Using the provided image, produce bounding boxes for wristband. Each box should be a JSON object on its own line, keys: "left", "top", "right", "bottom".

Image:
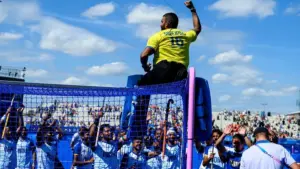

{"left": 191, "top": 8, "right": 196, "bottom": 12}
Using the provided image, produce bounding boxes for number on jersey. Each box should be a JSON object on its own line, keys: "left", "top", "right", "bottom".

{"left": 170, "top": 37, "right": 184, "bottom": 47}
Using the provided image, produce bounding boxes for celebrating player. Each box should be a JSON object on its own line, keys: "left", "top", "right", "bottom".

{"left": 72, "top": 127, "right": 94, "bottom": 169}
{"left": 35, "top": 121, "right": 63, "bottom": 169}
{"left": 16, "top": 126, "right": 35, "bottom": 169}
{"left": 132, "top": 0, "right": 201, "bottom": 138}
{"left": 91, "top": 124, "right": 118, "bottom": 169}
{"left": 120, "top": 137, "right": 147, "bottom": 169}
{"left": 162, "top": 128, "right": 180, "bottom": 169}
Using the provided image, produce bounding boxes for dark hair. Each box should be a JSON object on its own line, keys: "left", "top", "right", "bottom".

{"left": 100, "top": 124, "right": 110, "bottom": 132}
{"left": 163, "top": 13, "right": 179, "bottom": 28}
{"left": 212, "top": 129, "right": 222, "bottom": 136}
{"left": 79, "top": 127, "right": 89, "bottom": 137}
{"left": 232, "top": 134, "right": 245, "bottom": 144}
{"left": 133, "top": 136, "right": 143, "bottom": 142}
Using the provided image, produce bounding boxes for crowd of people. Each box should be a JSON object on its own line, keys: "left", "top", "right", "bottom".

{"left": 0, "top": 101, "right": 184, "bottom": 169}
{"left": 214, "top": 110, "right": 300, "bottom": 140}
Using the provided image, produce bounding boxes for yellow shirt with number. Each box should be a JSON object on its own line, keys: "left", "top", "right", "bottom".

{"left": 146, "top": 28, "right": 197, "bottom": 68}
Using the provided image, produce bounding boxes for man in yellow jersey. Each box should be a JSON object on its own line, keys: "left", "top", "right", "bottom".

{"left": 138, "top": 0, "right": 201, "bottom": 85}
{"left": 131, "top": 0, "right": 201, "bottom": 138}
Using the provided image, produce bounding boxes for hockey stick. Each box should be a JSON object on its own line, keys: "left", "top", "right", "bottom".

{"left": 95, "top": 97, "right": 105, "bottom": 146}
{"left": 162, "top": 99, "right": 174, "bottom": 159}
{"left": 2, "top": 94, "right": 15, "bottom": 139}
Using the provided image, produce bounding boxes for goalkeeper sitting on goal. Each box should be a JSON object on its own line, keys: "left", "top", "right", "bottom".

{"left": 132, "top": 0, "right": 201, "bottom": 137}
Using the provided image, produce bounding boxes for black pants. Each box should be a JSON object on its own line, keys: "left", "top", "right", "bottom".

{"left": 131, "top": 61, "right": 188, "bottom": 137}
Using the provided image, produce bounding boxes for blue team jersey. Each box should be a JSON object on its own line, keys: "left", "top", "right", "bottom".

{"left": 71, "top": 132, "right": 82, "bottom": 148}
{"left": 36, "top": 142, "right": 57, "bottom": 169}
{"left": 161, "top": 144, "right": 180, "bottom": 169}
{"left": 16, "top": 138, "right": 35, "bottom": 169}
{"left": 147, "top": 154, "right": 162, "bottom": 169}
{"left": 0, "top": 139, "right": 16, "bottom": 169}
{"left": 74, "top": 142, "right": 93, "bottom": 169}
{"left": 93, "top": 141, "right": 118, "bottom": 169}
{"left": 200, "top": 145, "right": 225, "bottom": 169}
{"left": 123, "top": 152, "right": 147, "bottom": 169}
{"left": 225, "top": 148, "right": 244, "bottom": 169}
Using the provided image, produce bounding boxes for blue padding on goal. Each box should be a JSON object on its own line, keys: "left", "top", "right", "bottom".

{"left": 194, "top": 77, "right": 212, "bottom": 142}
{"left": 121, "top": 75, "right": 142, "bottom": 130}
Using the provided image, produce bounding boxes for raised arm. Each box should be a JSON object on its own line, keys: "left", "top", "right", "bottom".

{"left": 238, "top": 127, "right": 252, "bottom": 147}
{"left": 17, "top": 105, "right": 25, "bottom": 128}
{"left": 184, "top": 1, "right": 201, "bottom": 35}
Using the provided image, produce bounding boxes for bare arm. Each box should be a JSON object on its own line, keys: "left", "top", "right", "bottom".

{"left": 290, "top": 163, "right": 299, "bottom": 169}
{"left": 185, "top": 1, "right": 201, "bottom": 35}
{"left": 244, "top": 136, "right": 252, "bottom": 147}
{"left": 73, "top": 154, "right": 94, "bottom": 166}
{"left": 202, "top": 154, "right": 214, "bottom": 166}
{"left": 140, "top": 47, "right": 155, "bottom": 72}
{"left": 17, "top": 106, "right": 25, "bottom": 128}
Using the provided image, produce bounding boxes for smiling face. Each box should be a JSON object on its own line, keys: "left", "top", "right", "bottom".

{"left": 20, "top": 127, "right": 27, "bottom": 138}
{"left": 232, "top": 137, "right": 243, "bottom": 151}
{"left": 133, "top": 139, "right": 143, "bottom": 152}
{"left": 212, "top": 131, "right": 221, "bottom": 143}
{"left": 101, "top": 127, "right": 112, "bottom": 141}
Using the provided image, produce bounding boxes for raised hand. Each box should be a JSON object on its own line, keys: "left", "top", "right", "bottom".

{"left": 238, "top": 127, "right": 247, "bottom": 136}
{"left": 223, "top": 125, "right": 233, "bottom": 135}
{"left": 184, "top": 1, "right": 195, "bottom": 9}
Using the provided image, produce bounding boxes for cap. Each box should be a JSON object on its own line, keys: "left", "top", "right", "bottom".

{"left": 253, "top": 127, "right": 269, "bottom": 137}
{"left": 167, "top": 128, "right": 176, "bottom": 135}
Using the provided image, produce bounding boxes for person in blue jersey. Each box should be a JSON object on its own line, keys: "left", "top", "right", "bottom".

{"left": 215, "top": 125, "right": 252, "bottom": 169}
{"left": 70, "top": 126, "right": 88, "bottom": 150}
{"left": 72, "top": 127, "right": 94, "bottom": 169}
{"left": 146, "top": 139, "right": 162, "bottom": 169}
{"left": 0, "top": 127, "right": 17, "bottom": 169}
{"left": 120, "top": 137, "right": 147, "bottom": 169}
{"left": 0, "top": 105, "right": 27, "bottom": 169}
{"left": 161, "top": 128, "right": 180, "bottom": 169}
{"left": 90, "top": 124, "right": 118, "bottom": 169}
{"left": 35, "top": 124, "right": 63, "bottom": 169}
{"left": 200, "top": 129, "right": 224, "bottom": 169}
{"left": 16, "top": 126, "right": 35, "bottom": 169}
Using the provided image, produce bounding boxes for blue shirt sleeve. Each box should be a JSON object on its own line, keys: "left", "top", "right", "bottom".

{"left": 204, "top": 146, "right": 210, "bottom": 155}
{"left": 74, "top": 143, "right": 81, "bottom": 155}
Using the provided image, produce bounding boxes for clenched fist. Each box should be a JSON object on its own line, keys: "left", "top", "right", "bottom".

{"left": 184, "top": 1, "right": 195, "bottom": 9}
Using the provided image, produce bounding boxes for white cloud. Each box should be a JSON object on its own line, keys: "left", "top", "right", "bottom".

{"left": 221, "top": 65, "right": 263, "bottom": 86}
{"left": 196, "top": 27, "right": 244, "bottom": 51}
{"left": 219, "top": 95, "right": 231, "bottom": 102}
{"left": 242, "top": 86, "right": 299, "bottom": 97}
{"left": 61, "top": 76, "right": 113, "bottom": 87}
{"left": 1, "top": 52, "right": 54, "bottom": 62}
{"left": 33, "top": 17, "right": 117, "bottom": 56}
{"left": 127, "top": 3, "right": 172, "bottom": 24}
{"left": 197, "top": 55, "right": 206, "bottom": 62}
{"left": 26, "top": 69, "right": 48, "bottom": 78}
{"left": 266, "top": 80, "right": 278, "bottom": 84}
{"left": 127, "top": 3, "right": 174, "bottom": 39}
{"left": 209, "top": 0, "right": 276, "bottom": 18}
{"left": 212, "top": 73, "right": 229, "bottom": 83}
{"left": 209, "top": 50, "right": 252, "bottom": 65}
{"left": 282, "top": 86, "right": 299, "bottom": 93}
{"left": 86, "top": 62, "right": 129, "bottom": 76}
{"left": 211, "top": 50, "right": 263, "bottom": 86}
{"left": 61, "top": 76, "right": 82, "bottom": 85}
{"left": 285, "top": 4, "right": 300, "bottom": 15}
{"left": 0, "top": 32, "right": 23, "bottom": 41}
{"left": 81, "top": 2, "right": 115, "bottom": 19}
{"left": 0, "top": 1, "right": 41, "bottom": 25}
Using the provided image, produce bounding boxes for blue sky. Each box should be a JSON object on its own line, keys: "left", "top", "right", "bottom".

{"left": 0, "top": 0, "right": 300, "bottom": 113}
